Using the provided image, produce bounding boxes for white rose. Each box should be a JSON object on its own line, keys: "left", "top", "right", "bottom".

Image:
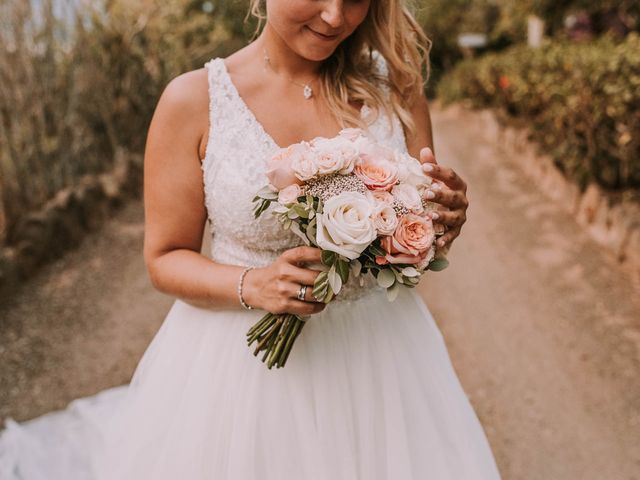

{"left": 395, "top": 152, "right": 432, "bottom": 188}
{"left": 311, "top": 136, "right": 359, "bottom": 175}
{"left": 316, "top": 191, "right": 377, "bottom": 260}
{"left": 291, "top": 142, "right": 319, "bottom": 181}
{"left": 392, "top": 183, "right": 424, "bottom": 213}
{"left": 367, "top": 189, "right": 395, "bottom": 206}
{"left": 278, "top": 184, "right": 302, "bottom": 205}
{"left": 371, "top": 203, "right": 398, "bottom": 236}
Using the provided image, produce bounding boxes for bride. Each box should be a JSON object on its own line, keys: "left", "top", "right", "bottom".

{"left": 1, "top": 0, "right": 502, "bottom": 478}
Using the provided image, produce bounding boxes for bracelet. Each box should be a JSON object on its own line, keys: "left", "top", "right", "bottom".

{"left": 237, "top": 266, "right": 255, "bottom": 310}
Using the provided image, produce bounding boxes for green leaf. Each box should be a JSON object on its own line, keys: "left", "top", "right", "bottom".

{"left": 273, "top": 205, "right": 289, "bottom": 214}
{"left": 290, "top": 222, "right": 310, "bottom": 246}
{"left": 350, "top": 259, "right": 362, "bottom": 277}
{"left": 292, "top": 204, "right": 309, "bottom": 218}
{"left": 428, "top": 258, "right": 450, "bottom": 272}
{"left": 256, "top": 186, "right": 278, "bottom": 200}
{"left": 312, "top": 272, "right": 329, "bottom": 300}
{"left": 401, "top": 267, "right": 420, "bottom": 277}
{"left": 336, "top": 258, "right": 350, "bottom": 284}
{"left": 368, "top": 243, "right": 386, "bottom": 257}
{"left": 386, "top": 282, "right": 400, "bottom": 301}
{"left": 376, "top": 268, "right": 396, "bottom": 289}
{"left": 321, "top": 250, "right": 337, "bottom": 266}
{"left": 327, "top": 265, "right": 342, "bottom": 294}
{"left": 393, "top": 268, "right": 405, "bottom": 284}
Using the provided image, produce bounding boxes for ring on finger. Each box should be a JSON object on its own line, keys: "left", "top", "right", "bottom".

{"left": 297, "top": 285, "right": 308, "bottom": 302}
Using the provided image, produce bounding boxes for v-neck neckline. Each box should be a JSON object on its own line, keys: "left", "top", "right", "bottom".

{"left": 218, "top": 57, "right": 369, "bottom": 150}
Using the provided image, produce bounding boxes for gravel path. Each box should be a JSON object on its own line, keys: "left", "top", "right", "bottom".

{"left": 1, "top": 106, "right": 639, "bottom": 479}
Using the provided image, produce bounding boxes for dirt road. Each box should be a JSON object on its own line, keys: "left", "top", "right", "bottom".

{"left": 1, "top": 106, "right": 639, "bottom": 479}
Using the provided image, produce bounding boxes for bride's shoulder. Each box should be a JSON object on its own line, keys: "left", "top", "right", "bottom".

{"left": 158, "top": 68, "right": 209, "bottom": 117}
{"left": 150, "top": 67, "right": 210, "bottom": 158}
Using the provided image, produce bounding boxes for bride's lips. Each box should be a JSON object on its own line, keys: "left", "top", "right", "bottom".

{"left": 306, "top": 26, "right": 340, "bottom": 42}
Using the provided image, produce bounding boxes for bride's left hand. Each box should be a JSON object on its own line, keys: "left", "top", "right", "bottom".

{"left": 419, "top": 147, "right": 468, "bottom": 254}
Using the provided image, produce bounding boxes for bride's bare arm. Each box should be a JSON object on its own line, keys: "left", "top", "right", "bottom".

{"left": 142, "top": 70, "right": 239, "bottom": 310}
{"left": 142, "top": 71, "right": 324, "bottom": 314}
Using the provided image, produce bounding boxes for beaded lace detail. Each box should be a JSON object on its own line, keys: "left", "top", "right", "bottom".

{"left": 201, "top": 52, "right": 408, "bottom": 302}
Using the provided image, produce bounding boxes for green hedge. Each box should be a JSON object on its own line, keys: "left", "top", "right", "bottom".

{"left": 438, "top": 34, "right": 640, "bottom": 191}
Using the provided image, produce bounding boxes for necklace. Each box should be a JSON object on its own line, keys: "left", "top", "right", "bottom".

{"left": 262, "top": 47, "right": 315, "bottom": 100}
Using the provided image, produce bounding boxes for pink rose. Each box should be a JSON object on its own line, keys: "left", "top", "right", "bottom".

{"left": 354, "top": 157, "right": 398, "bottom": 191}
{"left": 266, "top": 144, "right": 306, "bottom": 190}
{"left": 278, "top": 184, "right": 303, "bottom": 205}
{"left": 377, "top": 214, "right": 435, "bottom": 264}
{"left": 368, "top": 190, "right": 394, "bottom": 206}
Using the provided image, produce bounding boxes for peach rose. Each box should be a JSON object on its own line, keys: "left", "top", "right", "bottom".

{"left": 311, "top": 136, "right": 358, "bottom": 175}
{"left": 354, "top": 158, "right": 398, "bottom": 191}
{"left": 368, "top": 190, "right": 395, "bottom": 206}
{"left": 266, "top": 144, "right": 307, "bottom": 190}
{"left": 371, "top": 203, "right": 398, "bottom": 236}
{"left": 376, "top": 214, "right": 435, "bottom": 264}
{"left": 278, "top": 184, "right": 303, "bottom": 205}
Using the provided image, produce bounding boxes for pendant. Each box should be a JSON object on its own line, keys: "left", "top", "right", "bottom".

{"left": 303, "top": 84, "right": 313, "bottom": 100}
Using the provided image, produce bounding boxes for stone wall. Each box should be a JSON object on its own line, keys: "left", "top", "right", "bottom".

{"left": 0, "top": 147, "right": 143, "bottom": 301}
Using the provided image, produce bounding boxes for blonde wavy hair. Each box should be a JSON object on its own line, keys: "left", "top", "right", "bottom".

{"left": 246, "top": 0, "right": 432, "bottom": 141}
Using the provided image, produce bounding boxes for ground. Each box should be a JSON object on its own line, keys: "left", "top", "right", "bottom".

{"left": 1, "top": 106, "right": 639, "bottom": 479}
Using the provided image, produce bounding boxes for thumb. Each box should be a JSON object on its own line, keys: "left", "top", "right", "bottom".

{"left": 420, "top": 147, "right": 437, "bottom": 164}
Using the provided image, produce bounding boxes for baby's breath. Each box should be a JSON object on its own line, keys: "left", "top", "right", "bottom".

{"left": 306, "top": 174, "right": 368, "bottom": 202}
{"left": 392, "top": 199, "right": 410, "bottom": 216}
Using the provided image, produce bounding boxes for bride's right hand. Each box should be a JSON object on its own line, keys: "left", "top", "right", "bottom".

{"left": 242, "top": 246, "right": 326, "bottom": 315}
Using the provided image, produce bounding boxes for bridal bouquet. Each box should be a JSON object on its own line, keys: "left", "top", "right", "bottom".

{"left": 248, "top": 128, "right": 449, "bottom": 369}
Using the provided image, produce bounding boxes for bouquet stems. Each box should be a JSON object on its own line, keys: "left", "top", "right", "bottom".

{"left": 246, "top": 313, "right": 307, "bottom": 369}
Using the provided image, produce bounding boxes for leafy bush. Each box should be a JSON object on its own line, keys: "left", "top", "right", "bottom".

{"left": 0, "top": 0, "right": 254, "bottom": 243}
{"left": 438, "top": 34, "right": 640, "bottom": 191}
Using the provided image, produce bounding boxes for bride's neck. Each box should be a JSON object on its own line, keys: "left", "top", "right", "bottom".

{"left": 257, "top": 26, "right": 322, "bottom": 79}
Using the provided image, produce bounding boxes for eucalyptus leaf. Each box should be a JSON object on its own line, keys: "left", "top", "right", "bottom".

{"left": 393, "top": 268, "right": 405, "bottom": 284}
{"left": 428, "top": 258, "right": 450, "bottom": 272}
{"left": 273, "top": 205, "right": 289, "bottom": 214}
{"left": 386, "top": 282, "right": 400, "bottom": 301}
{"left": 376, "top": 268, "right": 396, "bottom": 289}
{"left": 401, "top": 266, "right": 420, "bottom": 277}
{"left": 289, "top": 222, "right": 310, "bottom": 246}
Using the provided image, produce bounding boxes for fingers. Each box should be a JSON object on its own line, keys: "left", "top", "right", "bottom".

{"left": 422, "top": 163, "right": 467, "bottom": 193}
{"left": 288, "top": 300, "right": 326, "bottom": 316}
{"left": 428, "top": 209, "right": 466, "bottom": 228}
{"left": 273, "top": 262, "right": 320, "bottom": 286}
{"left": 420, "top": 147, "right": 437, "bottom": 165}
{"left": 423, "top": 183, "right": 469, "bottom": 210}
{"left": 436, "top": 225, "right": 461, "bottom": 248}
{"left": 285, "top": 282, "right": 320, "bottom": 303}
{"left": 281, "top": 246, "right": 322, "bottom": 266}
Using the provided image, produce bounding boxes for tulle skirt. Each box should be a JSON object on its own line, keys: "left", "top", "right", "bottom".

{"left": 1, "top": 288, "right": 501, "bottom": 479}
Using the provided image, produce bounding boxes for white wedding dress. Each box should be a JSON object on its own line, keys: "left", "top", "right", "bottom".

{"left": 0, "top": 53, "right": 501, "bottom": 479}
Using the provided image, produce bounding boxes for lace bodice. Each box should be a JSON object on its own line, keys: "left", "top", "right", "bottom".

{"left": 201, "top": 53, "right": 409, "bottom": 301}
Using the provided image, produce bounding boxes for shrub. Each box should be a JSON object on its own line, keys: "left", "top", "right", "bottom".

{"left": 438, "top": 33, "right": 640, "bottom": 191}
{"left": 0, "top": 0, "right": 253, "bottom": 244}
